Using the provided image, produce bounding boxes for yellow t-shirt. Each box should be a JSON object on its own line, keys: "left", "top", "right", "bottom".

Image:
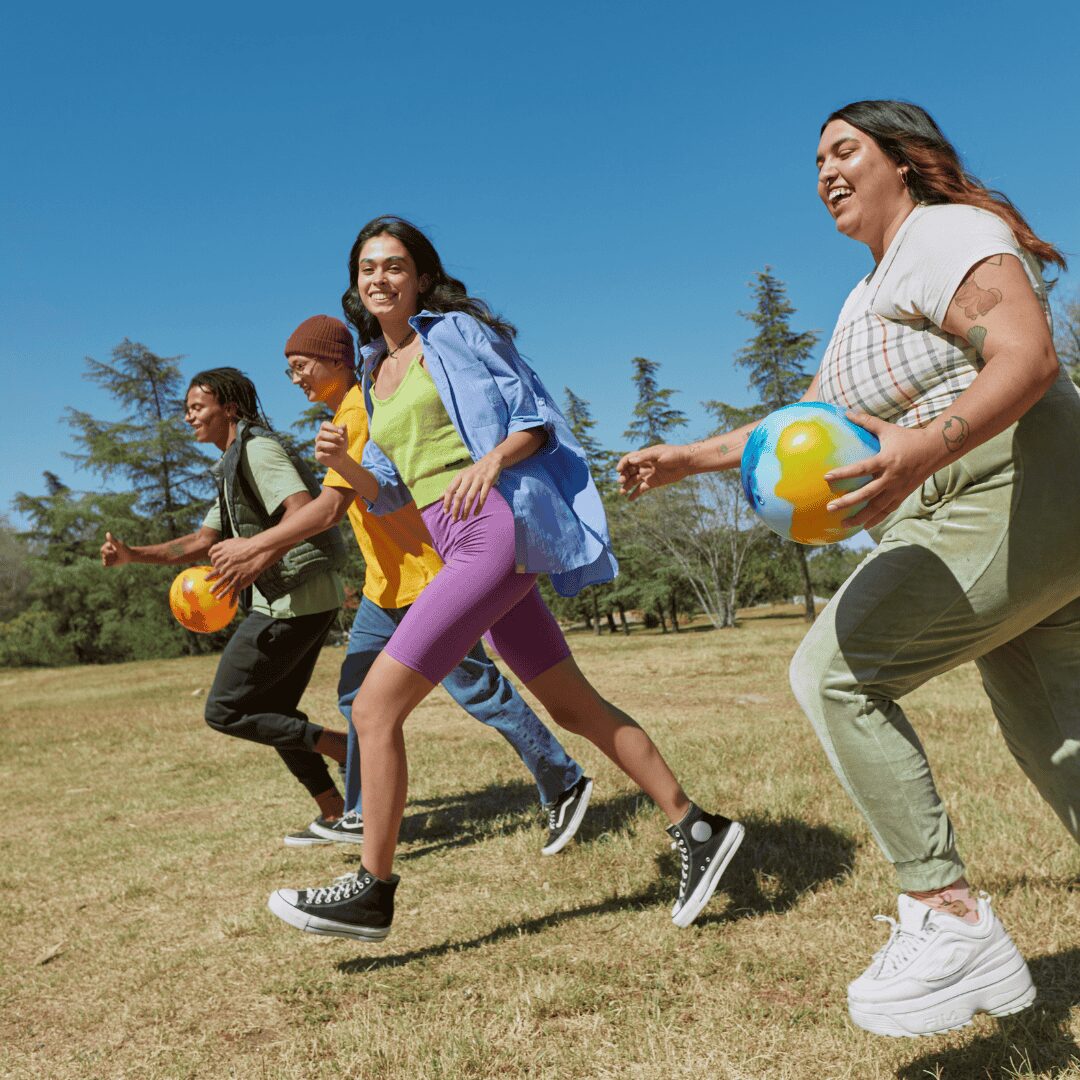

{"left": 322, "top": 384, "right": 442, "bottom": 608}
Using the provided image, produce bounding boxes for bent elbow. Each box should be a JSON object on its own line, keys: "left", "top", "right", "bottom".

{"left": 1039, "top": 346, "right": 1063, "bottom": 393}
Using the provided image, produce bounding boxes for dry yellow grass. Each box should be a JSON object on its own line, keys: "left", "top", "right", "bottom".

{"left": 1, "top": 610, "right": 1078, "bottom": 1079}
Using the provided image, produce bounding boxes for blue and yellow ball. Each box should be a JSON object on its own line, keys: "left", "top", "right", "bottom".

{"left": 740, "top": 402, "right": 879, "bottom": 545}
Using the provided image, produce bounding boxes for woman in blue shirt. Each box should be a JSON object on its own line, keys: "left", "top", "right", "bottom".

{"left": 268, "top": 216, "right": 743, "bottom": 943}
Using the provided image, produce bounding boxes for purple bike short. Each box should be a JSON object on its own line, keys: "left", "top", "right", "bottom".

{"left": 382, "top": 488, "right": 572, "bottom": 685}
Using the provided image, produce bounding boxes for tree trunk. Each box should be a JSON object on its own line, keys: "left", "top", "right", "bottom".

{"left": 656, "top": 605, "right": 668, "bottom": 633}
{"left": 606, "top": 610, "right": 617, "bottom": 634}
{"left": 796, "top": 544, "right": 816, "bottom": 622}
{"left": 593, "top": 593, "right": 602, "bottom": 635}
{"left": 616, "top": 603, "right": 630, "bottom": 636}
{"left": 669, "top": 593, "right": 680, "bottom": 632}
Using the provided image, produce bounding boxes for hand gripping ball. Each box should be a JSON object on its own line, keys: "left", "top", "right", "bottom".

{"left": 740, "top": 402, "right": 879, "bottom": 545}
{"left": 169, "top": 565, "right": 237, "bottom": 633}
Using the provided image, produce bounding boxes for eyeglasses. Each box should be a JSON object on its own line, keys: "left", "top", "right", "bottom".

{"left": 284, "top": 358, "right": 317, "bottom": 384}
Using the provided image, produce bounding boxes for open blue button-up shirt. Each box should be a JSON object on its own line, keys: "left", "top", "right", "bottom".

{"left": 359, "top": 310, "right": 617, "bottom": 598}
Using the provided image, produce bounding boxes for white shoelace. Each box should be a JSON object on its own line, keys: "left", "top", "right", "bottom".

{"left": 308, "top": 872, "right": 365, "bottom": 905}
{"left": 866, "top": 913, "right": 936, "bottom": 977}
{"left": 671, "top": 837, "right": 690, "bottom": 899}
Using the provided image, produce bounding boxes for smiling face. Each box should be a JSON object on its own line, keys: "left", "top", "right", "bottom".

{"left": 184, "top": 385, "right": 235, "bottom": 450}
{"left": 356, "top": 233, "right": 429, "bottom": 327}
{"left": 816, "top": 119, "right": 913, "bottom": 257}
{"left": 286, "top": 353, "right": 351, "bottom": 405}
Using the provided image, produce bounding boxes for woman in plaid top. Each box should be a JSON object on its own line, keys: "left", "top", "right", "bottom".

{"left": 619, "top": 99, "right": 1079, "bottom": 1038}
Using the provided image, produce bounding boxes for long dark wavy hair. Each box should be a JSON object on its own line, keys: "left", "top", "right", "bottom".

{"left": 341, "top": 215, "right": 518, "bottom": 345}
{"left": 823, "top": 100, "right": 1066, "bottom": 270}
{"left": 188, "top": 367, "right": 273, "bottom": 429}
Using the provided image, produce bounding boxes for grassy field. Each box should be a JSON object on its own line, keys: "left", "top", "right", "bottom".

{"left": 2, "top": 609, "right": 1078, "bottom": 1080}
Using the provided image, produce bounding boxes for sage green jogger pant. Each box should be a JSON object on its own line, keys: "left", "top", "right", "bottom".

{"left": 790, "top": 374, "right": 1080, "bottom": 892}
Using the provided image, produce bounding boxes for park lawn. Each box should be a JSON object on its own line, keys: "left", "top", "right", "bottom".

{"left": 1, "top": 610, "right": 1078, "bottom": 1080}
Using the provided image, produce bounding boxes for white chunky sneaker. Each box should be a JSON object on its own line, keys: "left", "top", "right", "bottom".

{"left": 847, "top": 893, "right": 1036, "bottom": 1037}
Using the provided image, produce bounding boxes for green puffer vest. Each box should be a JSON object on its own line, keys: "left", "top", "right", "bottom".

{"left": 211, "top": 421, "right": 347, "bottom": 603}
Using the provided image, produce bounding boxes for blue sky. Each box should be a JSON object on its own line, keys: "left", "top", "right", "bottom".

{"left": 3, "top": 1, "right": 1079, "bottom": 526}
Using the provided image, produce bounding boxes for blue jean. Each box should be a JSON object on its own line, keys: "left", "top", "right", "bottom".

{"left": 337, "top": 595, "right": 583, "bottom": 812}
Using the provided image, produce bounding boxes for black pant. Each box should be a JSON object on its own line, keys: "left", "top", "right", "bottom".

{"left": 204, "top": 608, "right": 339, "bottom": 798}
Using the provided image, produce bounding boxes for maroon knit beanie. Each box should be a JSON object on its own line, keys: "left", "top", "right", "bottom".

{"left": 284, "top": 315, "right": 355, "bottom": 366}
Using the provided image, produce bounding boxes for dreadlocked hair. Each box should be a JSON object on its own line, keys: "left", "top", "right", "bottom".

{"left": 188, "top": 367, "right": 274, "bottom": 429}
{"left": 824, "top": 100, "right": 1067, "bottom": 271}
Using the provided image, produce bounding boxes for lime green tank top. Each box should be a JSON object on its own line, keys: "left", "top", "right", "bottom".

{"left": 369, "top": 357, "right": 473, "bottom": 508}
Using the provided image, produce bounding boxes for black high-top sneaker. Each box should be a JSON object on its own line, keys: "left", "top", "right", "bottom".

{"left": 268, "top": 869, "right": 398, "bottom": 941}
{"left": 667, "top": 806, "right": 744, "bottom": 928}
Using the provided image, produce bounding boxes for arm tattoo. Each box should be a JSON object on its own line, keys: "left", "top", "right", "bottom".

{"left": 967, "top": 325, "right": 988, "bottom": 355}
{"left": 167, "top": 541, "right": 187, "bottom": 558}
{"left": 941, "top": 415, "right": 970, "bottom": 453}
{"left": 954, "top": 276, "right": 1002, "bottom": 320}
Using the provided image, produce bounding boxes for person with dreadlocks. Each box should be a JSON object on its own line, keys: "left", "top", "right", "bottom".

{"left": 101, "top": 367, "right": 351, "bottom": 842}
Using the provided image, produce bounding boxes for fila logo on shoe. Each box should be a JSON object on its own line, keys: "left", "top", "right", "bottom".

{"left": 924, "top": 946, "right": 974, "bottom": 983}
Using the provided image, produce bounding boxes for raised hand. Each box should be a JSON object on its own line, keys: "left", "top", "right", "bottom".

{"left": 100, "top": 531, "right": 134, "bottom": 567}
{"left": 315, "top": 422, "right": 350, "bottom": 470}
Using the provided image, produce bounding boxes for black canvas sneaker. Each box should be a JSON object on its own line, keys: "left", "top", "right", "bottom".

{"left": 268, "top": 869, "right": 399, "bottom": 941}
{"left": 667, "top": 806, "right": 744, "bottom": 928}
{"left": 541, "top": 776, "right": 593, "bottom": 855}
{"left": 283, "top": 817, "right": 335, "bottom": 847}
{"left": 308, "top": 810, "right": 364, "bottom": 844}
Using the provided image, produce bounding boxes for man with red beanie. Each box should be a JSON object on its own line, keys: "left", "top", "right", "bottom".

{"left": 209, "top": 316, "right": 592, "bottom": 855}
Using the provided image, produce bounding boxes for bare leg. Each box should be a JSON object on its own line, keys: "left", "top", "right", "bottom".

{"left": 525, "top": 656, "right": 690, "bottom": 823}
{"left": 350, "top": 651, "right": 434, "bottom": 879}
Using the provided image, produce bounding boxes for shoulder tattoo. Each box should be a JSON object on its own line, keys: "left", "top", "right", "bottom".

{"left": 954, "top": 276, "right": 1002, "bottom": 321}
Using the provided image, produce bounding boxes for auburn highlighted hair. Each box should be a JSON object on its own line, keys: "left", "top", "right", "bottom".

{"left": 824, "top": 100, "right": 1066, "bottom": 271}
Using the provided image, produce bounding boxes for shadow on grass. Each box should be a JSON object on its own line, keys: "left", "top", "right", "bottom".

{"left": 336, "top": 813, "right": 855, "bottom": 974}
{"left": 340, "top": 784, "right": 652, "bottom": 866}
{"left": 895, "top": 949, "right": 1080, "bottom": 1079}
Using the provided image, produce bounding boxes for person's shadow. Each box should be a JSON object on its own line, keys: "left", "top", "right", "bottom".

{"left": 895, "top": 945, "right": 1080, "bottom": 1079}
{"left": 336, "top": 810, "right": 856, "bottom": 973}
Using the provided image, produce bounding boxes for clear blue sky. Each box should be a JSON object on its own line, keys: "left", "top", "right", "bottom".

{"left": 4, "top": 1, "right": 1079, "bottom": 525}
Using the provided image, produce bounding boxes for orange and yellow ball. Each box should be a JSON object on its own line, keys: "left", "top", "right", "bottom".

{"left": 169, "top": 565, "right": 237, "bottom": 633}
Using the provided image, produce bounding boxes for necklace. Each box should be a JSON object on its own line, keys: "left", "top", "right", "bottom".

{"left": 385, "top": 329, "right": 416, "bottom": 360}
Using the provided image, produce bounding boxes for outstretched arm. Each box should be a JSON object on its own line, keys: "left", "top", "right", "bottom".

{"left": 101, "top": 527, "right": 220, "bottom": 567}
{"left": 617, "top": 374, "right": 822, "bottom": 499}
{"left": 825, "top": 254, "right": 1060, "bottom": 529}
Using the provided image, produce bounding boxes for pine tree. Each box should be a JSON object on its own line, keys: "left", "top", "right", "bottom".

{"left": 735, "top": 268, "right": 820, "bottom": 621}
{"left": 735, "top": 269, "right": 817, "bottom": 409}
{"left": 65, "top": 340, "right": 213, "bottom": 540}
{"left": 624, "top": 357, "right": 687, "bottom": 446}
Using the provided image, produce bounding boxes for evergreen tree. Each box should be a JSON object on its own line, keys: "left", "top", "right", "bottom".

{"left": 5, "top": 475, "right": 216, "bottom": 665}
{"left": 735, "top": 269, "right": 817, "bottom": 409}
{"left": 735, "top": 269, "right": 820, "bottom": 621}
{"left": 624, "top": 357, "right": 687, "bottom": 446}
{"left": 65, "top": 340, "right": 213, "bottom": 540}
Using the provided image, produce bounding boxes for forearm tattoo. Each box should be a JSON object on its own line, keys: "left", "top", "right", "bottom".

{"left": 168, "top": 541, "right": 187, "bottom": 558}
{"left": 941, "top": 415, "right": 970, "bottom": 453}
